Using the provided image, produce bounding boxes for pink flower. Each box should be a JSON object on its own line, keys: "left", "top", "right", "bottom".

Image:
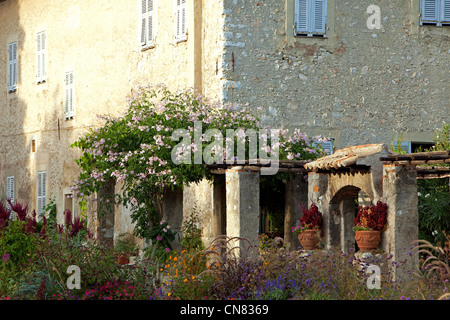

{"left": 156, "top": 235, "right": 163, "bottom": 241}
{"left": 2, "top": 253, "right": 10, "bottom": 262}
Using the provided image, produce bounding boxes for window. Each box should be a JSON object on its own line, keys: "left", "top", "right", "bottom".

{"left": 8, "top": 42, "right": 17, "bottom": 92}
{"left": 37, "top": 171, "right": 46, "bottom": 216}
{"left": 175, "top": 0, "right": 187, "bottom": 42}
{"left": 6, "top": 176, "right": 14, "bottom": 210}
{"left": 64, "top": 71, "right": 74, "bottom": 119}
{"left": 36, "top": 31, "right": 47, "bottom": 83}
{"left": 140, "top": 0, "right": 156, "bottom": 48}
{"left": 420, "top": 0, "right": 450, "bottom": 26}
{"left": 294, "top": 0, "right": 327, "bottom": 37}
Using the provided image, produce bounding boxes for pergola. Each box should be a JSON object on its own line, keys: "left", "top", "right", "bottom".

{"left": 380, "top": 150, "right": 450, "bottom": 179}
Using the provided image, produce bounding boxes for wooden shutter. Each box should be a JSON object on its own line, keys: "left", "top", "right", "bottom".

{"left": 6, "top": 176, "right": 14, "bottom": 210}
{"left": 321, "top": 140, "right": 334, "bottom": 155}
{"left": 311, "top": 0, "right": 327, "bottom": 34}
{"left": 443, "top": 0, "right": 450, "bottom": 23}
{"left": 148, "top": 0, "right": 154, "bottom": 44}
{"left": 295, "top": 0, "right": 326, "bottom": 36}
{"left": 8, "top": 42, "right": 17, "bottom": 91}
{"left": 181, "top": 0, "right": 187, "bottom": 38}
{"left": 140, "top": 0, "right": 148, "bottom": 46}
{"left": 65, "top": 71, "right": 74, "bottom": 119}
{"left": 312, "top": 140, "right": 334, "bottom": 155}
{"left": 36, "top": 32, "right": 46, "bottom": 82}
{"left": 37, "top": 171, "right": 46, "bottom": 215}
{"left": 175, "top": 0, "right": 187, "bottom": 41}
{"left": 140, "top": 0, "right": 154, "bottom": 47}
{"left": 295, "top": 0, "right": 308, "bottom": 33}
{"left": 421, "top": 0, "right": 440, "bottom": 24}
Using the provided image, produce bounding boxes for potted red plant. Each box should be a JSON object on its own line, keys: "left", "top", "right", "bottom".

{"left": 353, "top": 201, "right": 388, "bottom": 252}
{"left": 292, "top": 203, "right": 323, "bottom": 250}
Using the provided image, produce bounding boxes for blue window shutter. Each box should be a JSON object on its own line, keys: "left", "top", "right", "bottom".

{"left": 311, "top": 0, "right": 327, "bottom": 34}
{"left": 443, "top": 0, "right": 450, "bottom": 23}
{"left": 421, "top": 0, "right": 440, "bottom": 24}
{"left": 295, "top": 0, "right": 308, "bottom": 33}
{"left": 312, "top": 139, "right": 334, "bottom": 155}
{"left": 392, "top": 141, "right": 411, "bottom": 154}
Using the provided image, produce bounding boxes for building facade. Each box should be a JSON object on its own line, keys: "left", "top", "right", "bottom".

{"left": 0, "top": 0, "right": 449, "bottom": 240}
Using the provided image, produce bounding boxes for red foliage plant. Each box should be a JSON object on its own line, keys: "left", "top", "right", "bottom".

{"left": 299, "top": 203, "right": 323, "bottom": 230}
{"left": 354, "top": 201, "right": 388, "bottom": 232}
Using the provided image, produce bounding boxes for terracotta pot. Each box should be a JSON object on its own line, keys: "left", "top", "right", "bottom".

{"left": 355, "top": 230, "right": 381, "bottom": 252}
{"left": 298, "top": 229, "right": 320, "bottom": 250}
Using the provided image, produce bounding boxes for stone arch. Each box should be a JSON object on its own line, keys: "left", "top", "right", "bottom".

{"left": 329, "top": 184, "right": 373, "bottom": 255}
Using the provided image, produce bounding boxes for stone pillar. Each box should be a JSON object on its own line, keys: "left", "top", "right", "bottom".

{"left": 226, "top": 167, "right": 260, "bottom": 251}
{"left": 284, "top": 174, "right": 308, "bottom": 251}
{"left": 97, "top": 179, "right": 115, "bottom": 247}
{"left": 382, "top": 164, "right": 418, "bottom": 281}
{"left": 163, "top": 187, "right": 184, "bottom": 251}
{"left": 307, "top": 172, "right": 330, "bottom": 248}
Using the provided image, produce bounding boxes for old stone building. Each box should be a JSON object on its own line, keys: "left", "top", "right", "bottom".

{"left": 0, "top": 0, "right": 449, "bottom": 249}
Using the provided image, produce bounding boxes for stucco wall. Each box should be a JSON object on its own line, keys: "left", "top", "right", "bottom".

{"left": 0, "top": 0, "right": 225, "bottom": 224}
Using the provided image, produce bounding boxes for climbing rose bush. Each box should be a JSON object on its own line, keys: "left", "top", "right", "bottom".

{"left": 71, "top": 84, "right": 328, "bottom": 242}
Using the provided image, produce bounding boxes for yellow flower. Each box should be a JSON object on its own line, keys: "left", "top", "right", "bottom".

{"left": 192, "top": 276, "right": 195, "bottom": 280}
{"left": 184, "top": 278, "right": 188, "bottom": 283}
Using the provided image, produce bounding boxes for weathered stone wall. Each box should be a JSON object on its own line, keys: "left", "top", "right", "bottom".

{"left": 221, "top": 0, "right": 449, "bottom": 148}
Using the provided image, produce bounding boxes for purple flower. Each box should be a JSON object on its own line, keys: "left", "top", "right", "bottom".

{"left": 156, "top": 235, "right": 163, "bottom": 241}
{"left": 2, "top": 253, "right": 10, "bottom": 262}
{"left": 165, "top": 247, "right": 171, "bottom": 252}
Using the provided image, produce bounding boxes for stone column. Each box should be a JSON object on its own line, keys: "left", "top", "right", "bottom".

{"left": 284, "top": 174, "right": 308, "bottom": 251}
{"left": 163, "top": 187, "right": 184, "bottom": 251}
{"left": 382, "top": 164, "right": 418, "bottom": 281}
{"left": 307, "top": 172, "right": 330, "bottom": 248}
{"left": 225, "top": 167, "right": 260, "bottom": 251}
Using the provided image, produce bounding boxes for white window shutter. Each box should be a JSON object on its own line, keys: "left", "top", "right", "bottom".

{"left": 41, "top": 32, "right": 46, "bottom": 81}
{"left": 6, "top": 176, "right": 14, "bottom": 210}
{"left": 181, "top": 0, "right": 187, "bottom": 37}
{"left": 37, "top": 171, "right": 46, "bottom": 215}
{"left": 36, "top": 32, "right": 46, "bottom": 82}
{"left": 8, "top": 43, "right": 17, "bottom": 91}
{"left": 36, "top": 33, "right": 41, "bottom": 81}
{"left": 140, "top": 0, "right": 148, "bottom": 46}
{"left": 140, "top": 0, "right": 155, "bottom": 47}
{"left": 148, "top": 0, "right": 154, "bottom": 44}
{"left": 175, "top": 0, "right": 187, "bottom": 41}
{"left": 69, "top": 72, "right": 74, "bottom": 117}
{"left": 64, "top": 73, "right": 69, "bottom": 117}
{"left": 65, "top": 71, "right": 74, "bottom": 119}
{"left": 176, "top": 0, "right": 181, "bottom": 40}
